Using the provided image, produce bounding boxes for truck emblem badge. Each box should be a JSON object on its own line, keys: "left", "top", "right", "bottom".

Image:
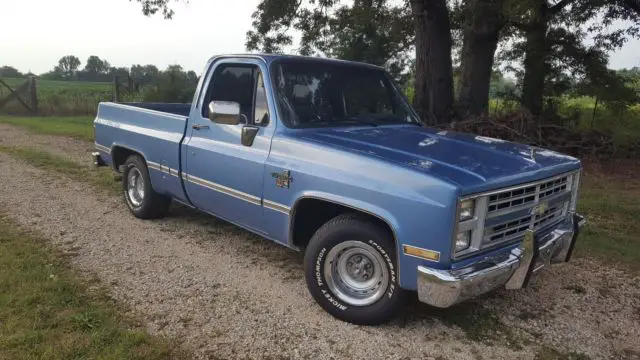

{"left": 272, "top": 170, "right": 293, "bottom": 189}
{"left": 531, "top": 202, "right": 549, "bottom": 216}
{"left": 530, "top": 146, "right": 541, "bottom": 160}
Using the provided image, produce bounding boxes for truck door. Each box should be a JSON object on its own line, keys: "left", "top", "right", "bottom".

{"left": 183, "top": 58, "right": 274, "bottom": 232}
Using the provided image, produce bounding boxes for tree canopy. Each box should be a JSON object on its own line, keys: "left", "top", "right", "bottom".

{"left": 245, "top": 0, "right": 640, "bottom": 121}
{"left": 132, "top": 0, "right": 175, "bottom": 18}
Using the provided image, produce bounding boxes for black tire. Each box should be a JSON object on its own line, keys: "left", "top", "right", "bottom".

{"left": 304, "top": 213, "right": 406, "bottom": 325}
{"left": 122, "top": 155, "right": 171, "bottom": 219}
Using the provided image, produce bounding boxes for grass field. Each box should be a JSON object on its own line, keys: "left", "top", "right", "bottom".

{"left": 0, "top": 116, "right": 95, "bottom": 141}
{"left": 0, "top": 77, "right": 112, "bottom": 116}
{"left": 0, "top": 115, "right": 638, "bottom": 273}
{"left": 577, "top": 174, "right": 640, "bottom": 270}
{"left": 0, "top": 215, "right": 183, "bottom": 359}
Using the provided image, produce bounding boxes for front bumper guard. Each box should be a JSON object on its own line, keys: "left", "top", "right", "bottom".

{"left": 417, "top": 213, "right": 585, "bottom": 308}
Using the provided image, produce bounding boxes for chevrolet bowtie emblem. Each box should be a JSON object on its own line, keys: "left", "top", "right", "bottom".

{"left": 531, "top": 202, "right": 549, "bottom": 216}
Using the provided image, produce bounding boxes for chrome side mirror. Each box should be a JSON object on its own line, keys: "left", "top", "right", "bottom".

{"left": 208, "top": 101, "right": 242, "bottom": 125}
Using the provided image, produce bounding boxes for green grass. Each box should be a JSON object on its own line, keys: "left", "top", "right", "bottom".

{"left": 0, "top": 115, "right": 95, "bottom": 141}
{"left": 0, "top": 215, "right": 184, "bottom": 359}
{"left": 0, "top": 77, "right": 112, "bottom": 116}
{"left": 575, "top": 175, "right": 640, "bottom": 271}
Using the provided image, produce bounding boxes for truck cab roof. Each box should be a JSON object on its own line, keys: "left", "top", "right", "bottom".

{"left": 208, "top": 53, "right": 385, "bottom": 71}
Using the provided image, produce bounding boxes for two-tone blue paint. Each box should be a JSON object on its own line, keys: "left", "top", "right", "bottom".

{"left": 94, "top": 54, "right": 581, "bottom": 291}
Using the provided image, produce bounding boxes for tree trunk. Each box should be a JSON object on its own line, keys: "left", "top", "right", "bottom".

{"left": 411, "top": 0, "right": 454, "bottom": 125}
{"left": 458, "top": 0, "right": 504, "bottom": 116}
{"left": 521, "top": 2, "right": 548, "bottom": 116}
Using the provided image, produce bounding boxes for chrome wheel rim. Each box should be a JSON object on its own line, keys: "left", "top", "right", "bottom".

{"left": 324, "top": 240, "right": 389, "bottom": 306}
{"left": 127, "top": 167, "right": 145, "bottom": 207}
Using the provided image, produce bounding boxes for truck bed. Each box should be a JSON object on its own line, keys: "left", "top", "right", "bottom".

{"left": 122, "top": 102, "right": 191, "bottom": 117}
{"left": 94, "top": 102, "right": 190, "bottom": 203}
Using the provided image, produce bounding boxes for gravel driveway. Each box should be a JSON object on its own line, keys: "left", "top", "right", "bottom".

{"left": 0, "top": 124, "right": 638, "bottom": 359}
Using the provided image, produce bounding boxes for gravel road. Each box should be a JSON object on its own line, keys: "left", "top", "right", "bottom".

{"left": 0, "top": 125, "right": 638, "bottom": 359}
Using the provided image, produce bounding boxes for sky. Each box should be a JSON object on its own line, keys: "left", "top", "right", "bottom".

{"left": 1, "top": 0, "right": 639, "bottom": 75}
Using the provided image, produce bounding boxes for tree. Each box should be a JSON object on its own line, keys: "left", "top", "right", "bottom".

{"left": 133, "top": 0, "right": 175, "bottom": 18}
{"left": 247, "top": 0, "right": 458, "bottom": 122}
{"left": 457, "top": 0, "right": 505, "bottom": 115}
{"left": 54, "top": 55, "right": 81, "bottom": 80}
{"left": 108, "top": 66, "right": 130, "bottom": 81}
{"left": 0, "top": 66, "right": 23, "bottom": 78}
{"left": 84, "top": 56, "right": 111, "bottom": 75}
{"left": 246, "top": 0, "right": 413, "bottom": 81}
{"left": 142, "top": 65, "right": 199, "bottom": 103}
{"left": 500, "top": 0, "right": 640, "bottom": 115}
{"left": 410, "top": 0, "right": 454, "bottom": 123}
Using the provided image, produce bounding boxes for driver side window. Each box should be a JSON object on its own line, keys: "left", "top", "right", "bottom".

{"left": 202, "top": 63, "right": 269, "bottom": 126}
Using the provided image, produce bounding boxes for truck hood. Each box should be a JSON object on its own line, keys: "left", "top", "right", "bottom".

{"left": 298, "top": 125, "right": 581, "bottom": 194}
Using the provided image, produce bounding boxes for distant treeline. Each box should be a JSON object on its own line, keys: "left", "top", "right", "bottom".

{"left": 0, "top": 55, "right": 200, "bottom": 104}
{"left": 0, "top": 54, "right": 197, "bottom": 87}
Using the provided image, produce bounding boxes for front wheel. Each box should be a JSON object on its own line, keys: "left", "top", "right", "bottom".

{"left": 304, "top": 213, "right": 406, "bottom": 325}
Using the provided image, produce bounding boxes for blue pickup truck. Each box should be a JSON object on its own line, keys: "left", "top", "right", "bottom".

{"left": 93, "top": 54, "right": 585, "bottom": 325}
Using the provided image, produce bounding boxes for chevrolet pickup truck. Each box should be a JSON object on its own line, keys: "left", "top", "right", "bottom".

{"left": 93, "top": 54, "right": 585, "bottom": 325}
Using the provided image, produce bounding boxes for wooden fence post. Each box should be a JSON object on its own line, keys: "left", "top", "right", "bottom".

{"left": 113, "top": 75, "right": 120, "bottom": 102}
{"left": 591, "top": 96, "right": 599, "bottom": 129}
{"left": 29, "top": 76, "right": 38, "bottom": 115}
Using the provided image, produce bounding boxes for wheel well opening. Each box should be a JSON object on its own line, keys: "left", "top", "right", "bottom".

{"left": 291, "top": 198, "right": 395, "bottom": 249}
{"left": 111, "top": 147, "right": 141, "bottom": 172}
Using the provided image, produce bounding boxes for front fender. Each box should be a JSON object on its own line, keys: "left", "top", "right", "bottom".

{"left": 291, "top": 191, "right": 402, "bottom": 244}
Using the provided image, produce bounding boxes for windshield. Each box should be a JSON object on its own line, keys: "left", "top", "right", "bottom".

{"left": 271, "top": 59, "right": 421, "bottom": 128}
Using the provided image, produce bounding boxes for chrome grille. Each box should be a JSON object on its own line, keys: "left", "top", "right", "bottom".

{"left": 480, "top": 173, "right": 574, "bottom": 248}
{"left": 487, "top": 175, "right": 568, "bottom": 214}
{"left": 453, "top": 169, "right": 580, "bottom": 260}
{"left": 484, "top": 204, "right": 565, "bottom": 245}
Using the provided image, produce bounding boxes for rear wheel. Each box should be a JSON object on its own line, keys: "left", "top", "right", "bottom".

{"left": 304, "top": 213, "right": 406, "bottom": 325}
{"left": 122, "top": 155, "right": 171, "bottom": 219}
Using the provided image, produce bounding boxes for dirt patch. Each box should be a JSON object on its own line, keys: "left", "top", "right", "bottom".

{"left": 0, "top": 125, "right": 638, "bottom": 359}
{"left": 0, "top": 123, "right": 94, "bottom": 164}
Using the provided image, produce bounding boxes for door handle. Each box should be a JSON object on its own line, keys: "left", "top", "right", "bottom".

{"left": 192, "top": 124, "right": 210, "bottom": 130}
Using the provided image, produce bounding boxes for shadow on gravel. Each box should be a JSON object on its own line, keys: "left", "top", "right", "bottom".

{"left": 150, "top": 202, "right": 582, "bottom": 354}
{"left": 394, "top": 292, "right": 519, "bottom": 343}
{"left": 161, "top": 203, "right": 305, "bottom": 282}
{"left": 161, "top": 203, "right": 514, "bottom": 334}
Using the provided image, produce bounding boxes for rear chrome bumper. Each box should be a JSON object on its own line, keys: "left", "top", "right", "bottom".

{"left": 417, "top": 213, "right": 585, "bottom": 308}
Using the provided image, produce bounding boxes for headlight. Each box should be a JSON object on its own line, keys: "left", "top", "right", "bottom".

{"left": 459, "top": 199, "right": 475, "bottom": 221}
{"left": 455, "top": 231, "right": 471, "bottom": 252}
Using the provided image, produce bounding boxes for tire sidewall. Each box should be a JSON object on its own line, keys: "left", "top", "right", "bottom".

{"left": 123, "top": 157, "right": 151, "bottom": 216}
{"left": 305, "top": 221, "right": 403, "bottom": 324}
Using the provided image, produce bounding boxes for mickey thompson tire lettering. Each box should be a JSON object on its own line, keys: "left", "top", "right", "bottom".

{"left": 367, "top": 239, "right": 397, "bottom": 298}
{"left": 315, "top": 247, "right": 326, "bottom": 287}
{"left": 321, "top": 289, "right": 347, "bottom": 311}
{"left": 316, "top": 247, "right": 349, "bottom": 311}
{"left": 304, "top": 213, "right": 407, "bottom": 325}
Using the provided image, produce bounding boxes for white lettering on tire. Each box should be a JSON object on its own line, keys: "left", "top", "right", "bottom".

{"left": 321, "top": 289, "right": 347, "bottom": 311}
{"left": 315, "top": 247, "right": 326, "bottom": 286}
{"left": 368, "top": 239, "right": 397, "bottom": 298}
{"left": 316, "top": 247, "right": 348, "bottom": 311}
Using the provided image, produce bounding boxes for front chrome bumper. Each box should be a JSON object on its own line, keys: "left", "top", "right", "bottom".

{"left": 417, "top": 213, "right": 586, "bottom": 308}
